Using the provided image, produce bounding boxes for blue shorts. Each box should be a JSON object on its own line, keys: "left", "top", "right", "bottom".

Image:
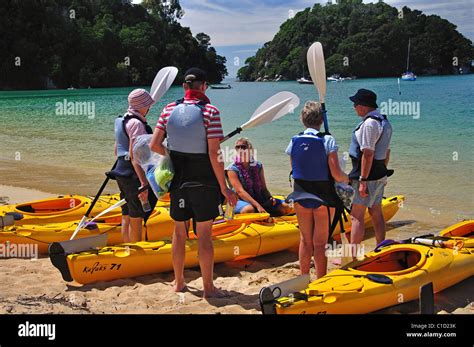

{"left": 235, "top": 198, "right": 283, "bottom": 213}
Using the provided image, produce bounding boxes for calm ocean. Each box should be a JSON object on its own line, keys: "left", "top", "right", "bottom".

{"left": 1, "top": 75, "right": 473, "bottom": 232}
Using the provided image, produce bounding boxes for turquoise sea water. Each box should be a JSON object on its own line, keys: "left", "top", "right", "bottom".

{"left": 0, "top": 75, "right": 473, "bottom": 229}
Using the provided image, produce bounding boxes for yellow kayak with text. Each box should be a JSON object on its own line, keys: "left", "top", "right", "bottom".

{"left": 274, "top": 220, "right": 474, "bottom": 314}
{"left": 51, "top": 196, "right": 404, "bottom": 284}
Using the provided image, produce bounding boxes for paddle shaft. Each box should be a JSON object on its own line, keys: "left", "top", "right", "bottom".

{"left": 84, "top": 159, "right": 117, "bottom": 218}
{"left": 221, "top": 127, "right": 243, "bottom": 143}
{"left": 321, "top": 103, "right": 329, "bottom": 133}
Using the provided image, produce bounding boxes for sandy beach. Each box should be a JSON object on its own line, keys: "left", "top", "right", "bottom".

{"left": 0, "top": 185, "right": 472, "bottom": 314}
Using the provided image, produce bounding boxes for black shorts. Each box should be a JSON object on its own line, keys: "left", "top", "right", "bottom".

{"left": 170, "top": 186, "right": 223, "bottom": 222}
{"left": 116, "top": 175, "right": 144, "bottom": 218}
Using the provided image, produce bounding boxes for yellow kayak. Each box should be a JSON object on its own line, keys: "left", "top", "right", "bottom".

{"left": 3, "top": 195, "right": 402, "bottom": 255}
{"left": 0, "top": 194, "right": 121, "bottom": 225}
{"left": 50, "top": 196, "right": 404, "bottom": 284}
{"left": 0, "top": 192, "right": 171, "bottom": 227}
{"left": 0, "top": 209, "right": 267, "bottom": 254}
{"left": 272, "top": 220, "right": 474, "bottom": 314}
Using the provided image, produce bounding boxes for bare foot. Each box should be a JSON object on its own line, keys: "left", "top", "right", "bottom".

{"left": 203, "top": 286, "right": 229, "bottom": 299}
{"left": 173, "top": 279, "right": 186, "bottom": 293}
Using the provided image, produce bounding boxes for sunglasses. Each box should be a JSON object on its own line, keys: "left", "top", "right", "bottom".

{"left": 235, "top": 145, "right": 248, "bottom": 150}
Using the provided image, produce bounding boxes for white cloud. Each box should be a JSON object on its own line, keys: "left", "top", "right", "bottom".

{"left": 179, "top": 0, "right": 313, "bottom": 46}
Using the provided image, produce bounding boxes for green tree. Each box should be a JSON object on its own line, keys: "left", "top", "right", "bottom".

{"left": 238, "top": 1, "right": 473, "bottom": 80}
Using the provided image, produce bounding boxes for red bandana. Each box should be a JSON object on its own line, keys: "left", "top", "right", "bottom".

{"left": 184, "top": 89, "right": 211, "bottom": 104}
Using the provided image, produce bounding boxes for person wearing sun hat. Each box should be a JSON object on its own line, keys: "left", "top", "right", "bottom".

{"left": 110, "top": 88, "right": 157, "bottom": 243}
{"left": 348, "top": 88, "right": 393, "bottom": 259}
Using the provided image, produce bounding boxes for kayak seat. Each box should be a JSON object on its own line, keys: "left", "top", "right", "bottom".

{"left": 16, "top": 198, "right": 83, "bottom": 213}
{"left": 16, "top": 205, "right": 35, "bottom": 213}
{"left": 352, "top": 250, "right": 421, "bottom": 273}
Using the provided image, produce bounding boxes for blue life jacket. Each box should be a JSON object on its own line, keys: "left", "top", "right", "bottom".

{"left": 290, "top": 131, "right": 329, "bottom": 181}
{"left": 288, "top": 131, "right": 348, "bottom": 238}
{"left": 114, "top": 113, "right": 153, "bottom": 158}
{"left": 166, "top": 99, "right": 208, "bottom": 154}
{"left": 348, "top": 113, "right": 392, "bottom": 180}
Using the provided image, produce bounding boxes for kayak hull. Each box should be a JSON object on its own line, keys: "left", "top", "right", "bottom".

{"left": 274, "top": 220, "right": 474, "bottom": 314}
{"left": 2, "top": 196, "right": 403, "bottom": 255}
{"left": 50, "top": 196, "right": 404, "bottom": 284}
{"left": 0, "top": 194, "right": 121, "bottom": 225}
{"left": 56, "top": 219, "right": 300, "bottom": 284}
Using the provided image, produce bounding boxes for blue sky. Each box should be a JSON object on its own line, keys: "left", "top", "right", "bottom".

{"left": 134, "top": 0, "right": 474, "bottom": 78}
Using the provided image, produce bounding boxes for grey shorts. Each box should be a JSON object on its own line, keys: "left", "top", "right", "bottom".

{"left": 351, "top": 177, "right": 387, "bottom": 208}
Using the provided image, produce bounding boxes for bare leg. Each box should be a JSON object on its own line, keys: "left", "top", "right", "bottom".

{"left": 172, "top": 221, "right": 188, "bottom": 292}
{"left": 313, "top": 207, "right": 329, "bottom": 278}
{"left": 295, "top": 203, "right": 314, "bottom": 275}
{"left": 240, "top": 204, "right": 257, "bottom": 213}
{"left": 368, "top": 203, "right": 386, "bottom": 245}
{"left": 350, "top": 204, "right": 367, "bottom": 260}
{"left": 121, "top": 215, "right": 130, "bottom": 243}
{"left": 129, "top": 217, "right": 142, "bottom": 243}
{"left": 196, "top": 220, "right": 218, "bottom": 298}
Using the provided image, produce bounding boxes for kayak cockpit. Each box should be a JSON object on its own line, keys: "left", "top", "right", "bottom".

{"left": 346, "top": 248, "right": 425, "bottom": 275}
{"left": 16, "top": 198, "right": 83, "bottom": 215}
{"left": 439, "top": 220, "right": 474, "bottom": 238}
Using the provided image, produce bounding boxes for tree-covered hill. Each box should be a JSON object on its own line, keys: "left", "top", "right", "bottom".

{"left": 237, "top": 0, "right": 473, "bottom": 81}
{"left": 1, "top": 0, "right": 227, "bottom": 89}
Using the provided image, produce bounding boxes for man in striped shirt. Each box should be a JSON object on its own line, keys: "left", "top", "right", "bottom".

{"left": 150, "top": 68, "right": 237, "bottom": 298}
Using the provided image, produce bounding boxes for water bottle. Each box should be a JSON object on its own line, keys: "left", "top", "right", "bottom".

{"left": 224, "top": 190, "right": 235, "bottom": 220}
{"left": 140, "top": 198, "right": 151, "bottom": 213}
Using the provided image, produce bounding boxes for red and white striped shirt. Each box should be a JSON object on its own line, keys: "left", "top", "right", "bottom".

{"left": 156, "top": 98, "right": 224, "bottom": 140}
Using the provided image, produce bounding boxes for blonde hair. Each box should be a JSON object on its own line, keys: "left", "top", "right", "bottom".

{"left": 300, "top": 101, "right": 324, "bottom": 128}
{"left": 235, "top": 137, "right": 253, "bottom": 149}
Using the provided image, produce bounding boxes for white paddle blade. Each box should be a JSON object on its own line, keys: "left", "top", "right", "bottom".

{"left": 307, "top": 42, "right": 326, "bottom": 104}
{"left": 70, "top": 199, "right": 126, "bottom": 240}
{"left": 70, "top": 215, "right": 87, "bottom": 240}
{"left": 83, "top": 199, "right": 127, "bottom": 227}
{"left": 266, "top": 274, "right": 310, "bottom": 299}
{"left": 150, "top": 66, "right": 178, "bottom": 102}
{"left": 241, "top": 92, "right": 300, "bottom": 130}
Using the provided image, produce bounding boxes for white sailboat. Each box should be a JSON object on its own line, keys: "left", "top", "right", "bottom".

{"left": 401, "top": 39, "right": 416, "bottom": 81}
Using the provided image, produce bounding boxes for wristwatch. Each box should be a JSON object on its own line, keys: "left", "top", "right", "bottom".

{"left": 358, "top": 176, "right": 367, "bottom": 182}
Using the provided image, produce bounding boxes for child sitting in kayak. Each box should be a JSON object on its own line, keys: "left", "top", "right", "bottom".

{"left": 226, "top": 138, "right": 292, "bottom": 216}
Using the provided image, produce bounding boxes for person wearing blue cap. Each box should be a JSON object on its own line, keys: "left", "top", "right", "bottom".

{"left": 286, "top": 101, "right": 348, "bottom": 278}
{"left": 348, "top": 89, "right": 393, "bottom": 258}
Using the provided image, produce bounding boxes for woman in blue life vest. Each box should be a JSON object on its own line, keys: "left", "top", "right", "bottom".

{"left": 226, "top": 138, "right": 292, "bottom": 216}
{"left": 286, "top": 101, "right": 348, "bottom": 278}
